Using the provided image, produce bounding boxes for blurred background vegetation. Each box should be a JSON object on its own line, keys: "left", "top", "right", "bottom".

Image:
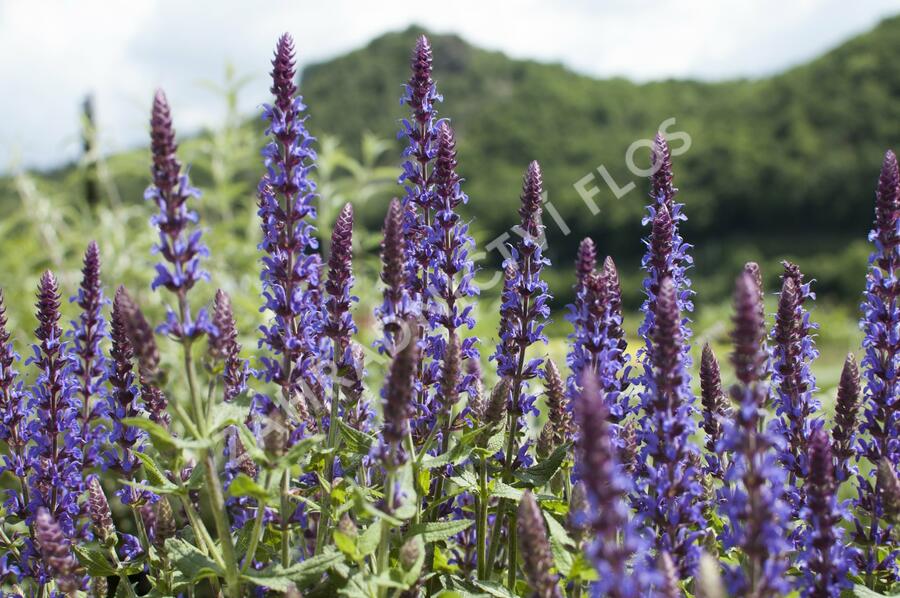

{"left": 1, "top": 17, "right": 896, "bottom": 396}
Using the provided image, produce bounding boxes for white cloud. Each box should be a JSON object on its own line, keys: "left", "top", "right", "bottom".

{"left": 1, "top": 0, "right": 898, "bottom": 169}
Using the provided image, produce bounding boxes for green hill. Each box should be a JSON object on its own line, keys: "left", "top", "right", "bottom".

{"left": 300, "top": 17, "right": 900, "bottom": 304}
{"left": 4, "top": 17, "right": 898, "bottom": 315}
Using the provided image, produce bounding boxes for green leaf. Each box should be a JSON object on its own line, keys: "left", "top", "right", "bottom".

{"left": 407, "top": 519, "right": 473, "bottom": 543}
{"left": 333, "top": 529, "right": 360, "bottom": 561}
{"left": 280, "top": 433, "right": 327, "bottom": 470}
{"left": 513, "top": 443, "right": 570, "bottom": 487}
{"left": 227, "top": 473, "right": 270, "bottom": 501}
{"left": 123, "top": 417, "right": 211, "bottom": 451}
{"left": 492, "top": 481, "right": 522, "bottom": 501}
{"left": 421, "top": 427, "right": 491, "bottom": 469}
{"left": 165, "top": 538, "right": 223, "bottom": 581}
{"left": 358, "top": 520, "right": 382, "bottom": 557}
{"left": 279, "top": 549, "right": 345, "bottom": 584}
{"left": 853, "top": 586, "right": 895, "bottom": 598}
{"left": 209, "top": 402, "right": 248, "bottom": 433}
{"left": 543, "top": 510, "right": 575, "bottom": 548}
{"left": 72, "top": 544, "right": 116, "bottom": 577}
{"left": 449, "top": 470, "right": 478, "bottom": 493}
{"left": 133, "top": 451, "right": 177, "bottom": 491}
{"left": 472, "top": 580, "right": 518, "bottom": 597}
{"left": 338, "top": 419, "right": 375, "bottom": 455}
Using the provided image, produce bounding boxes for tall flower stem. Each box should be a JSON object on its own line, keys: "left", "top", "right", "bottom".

{"left": 241, "top": 470, "right": 270, "bottom": 574}
{"left": 476, "top": 457, "right": 489, "bottom": 579}
{"left": 377, "top": 467, "right": 397, "bottom": 594}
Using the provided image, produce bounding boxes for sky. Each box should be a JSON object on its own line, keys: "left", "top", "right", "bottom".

{"left": 2, "top": 0, "right": 899, "bottom": 170}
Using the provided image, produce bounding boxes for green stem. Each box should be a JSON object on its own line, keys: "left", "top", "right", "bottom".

{"left": 241, "top": 473, "right": 269, "bottom": 574}
{"left": 477, "top": 458, "right": 488, "bottom": 580}
{"left": 177, "top": 489, "right": 223, "bottom": 567}
{"left": 377, "top": 467, "right": 396, "bottom": 597}
{"left": 281, "top": 469, "right": 291, "bottom": 566}
{"left": 316, "top": 350, "right": 344, "bottom": 554}
{"left": 507, "top": 511, "right": 517, "bottom": 590}
{"left": 204, "top": 451, "right": 240, "bottom": 598}
{"left": 107, "top": 545, "right": 138, "bottom": 598}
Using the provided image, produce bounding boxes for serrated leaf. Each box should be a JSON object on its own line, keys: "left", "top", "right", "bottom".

{"left": 123, "top": 417, "right": 210, "bottom": 451}
{"left": 72, "top": 544, "right": 116, "bottom": 577}
{"left": 853, "top": 586, "right": 894, "bottom": 598}
{"left": 513, "top": 443, "right": 570, "bottom": 487}
{"left": 227, "top": 473, "right": 270, "bottom": 501}
{"left": 358, "top": 520, "right": 382, "bottom": 557}
{"left": 472, "top": 580, "right": 517, "bottom": 597}
{"left": 338, "top": 419, "right": 375, "bottom": 455}
{"left": 209, "top": 402, "right": 248, "bottom": 434}
{"left": 133, "top": 451, "right": 177, "bottom": 491}
{"left": 165, "top": 538, "right": 223, "bottom": 581}
{"left": 333, "top": 529, "right": 360, "bottom": 560}
{"left": 543, "top": 510, "right": 575, "bottom": 548}
{"left": 407, "top": 519, "right": 473, "bottom": 543}
{"left": 422, "top": 427, "right": 490, "bottom": 469}
{"left": 492, "top": 481, "right": 522, "bottom": 501}
{"left": 279, "top": 549, "right": 345, "bottom": 584}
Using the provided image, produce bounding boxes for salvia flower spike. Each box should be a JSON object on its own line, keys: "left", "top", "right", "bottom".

{"left": 34, "top": 507, "right": 81, "bottom": 594}
{"left": 146, "top": 89, "right": 212, "bottom": 341}
{"left": 69, "top": 241, "right": 108, "bottom": 472}
{"left": 771, "top": 261, "right": 820, "bottom": 513}
{"left": 699, "top": 343, "right": 729, "bottom": 479}
{"left": 104, "top": 286, "right": 147, "bottom": 504}
{"left": 800, "top": 428, "right": 855, "bottom": 596}
{"left": 636, "top": 275, "right": 704, "bottom": 575}
{"left": 857, "top": 149, "right": 900, "bottom": 578}
{"left": 718, "top": 270, "right": 791, "bottom": 596}
{"left": 517, "top": 490, "right": 562, "bottom": 598}
{"left": 257, "top": 32, "right": 322, "bottom": 434}
{"left": 26, "top": 271, "right": 82, "bottom": 536}
{"left": 832, "top": 353, "right": 860, "bottom": 482}
{"left": 375, "top": 198, "right": 417, "bottom": 355}
{"left": 576, "top": 372, "right": 652, "bottom": 597}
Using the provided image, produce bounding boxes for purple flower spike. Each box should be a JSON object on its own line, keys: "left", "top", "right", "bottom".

{"left": 376, "top": 198, "right": 418, "bottom": 356}
{"left": 575, "top": 238, "right": 596, "bottom": 288}
{"left": 104, "top": 287, "right": 146, "bottom": 503}
{"left": 379, "top": 327, "right": 420, "bottom": 469}
{"left": 418, "top": 122, "right": 480, "bottom": 432}
{"left": 68, "top": 241, "right": 108, "bottom": 472}
{"left": 651, "top": 132, "right": 676, "bottom": 213}
{"left": 256, "top": 33, "right": 323, "bottom": 433}
{"left": 718, "top": 270, "right": 790, "bottom": 597}
{"left": 771, "top": 262, "right": 820, "bottom": 512}
{"left": 490, "top": 161, "right": 551, "bottom": 469}
{"left": 398, "top": 35, "right": 441, "bottom": 302}
{"left": 576, "top": 373, "right": 653, "bottom": 598}
{"left": 636, "top": 276, "right": 704, "bottom": 576}
{"left": 324, "top": 204, "right": 357, "bottom": 354}
{"left": 857, "top": 149, "right": 900, "bottom": 580}
{"left": 146, "top": 90, "right": 211, "bottom": 341}
{"left": 700, "top": 343, "right": 730, "bottom": 480}
{"left": 26, "top": 271, "right": 82, "bottom": 536}
{"left": 0, "top": 291, "right": 29, "bottom": 522}
{"left": 210, "top": 289, "right": 247, "bottom": 403}
{"left": 117, "top": 288, "right": 160, "bottom": 383}
{"left": 800, "top": 429, "right": 855, "bottom": 597}
{"left": 34, "top": 507, "right": 81, "bottom": 594}
{"left": 832, "top": 354, "right": 860, "bottom": 482}
{"left": 566, "top": 253, "right": 630, "bottom": 423}
{"left": 517, "top": 490, "right": 562, "bottom": 598}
